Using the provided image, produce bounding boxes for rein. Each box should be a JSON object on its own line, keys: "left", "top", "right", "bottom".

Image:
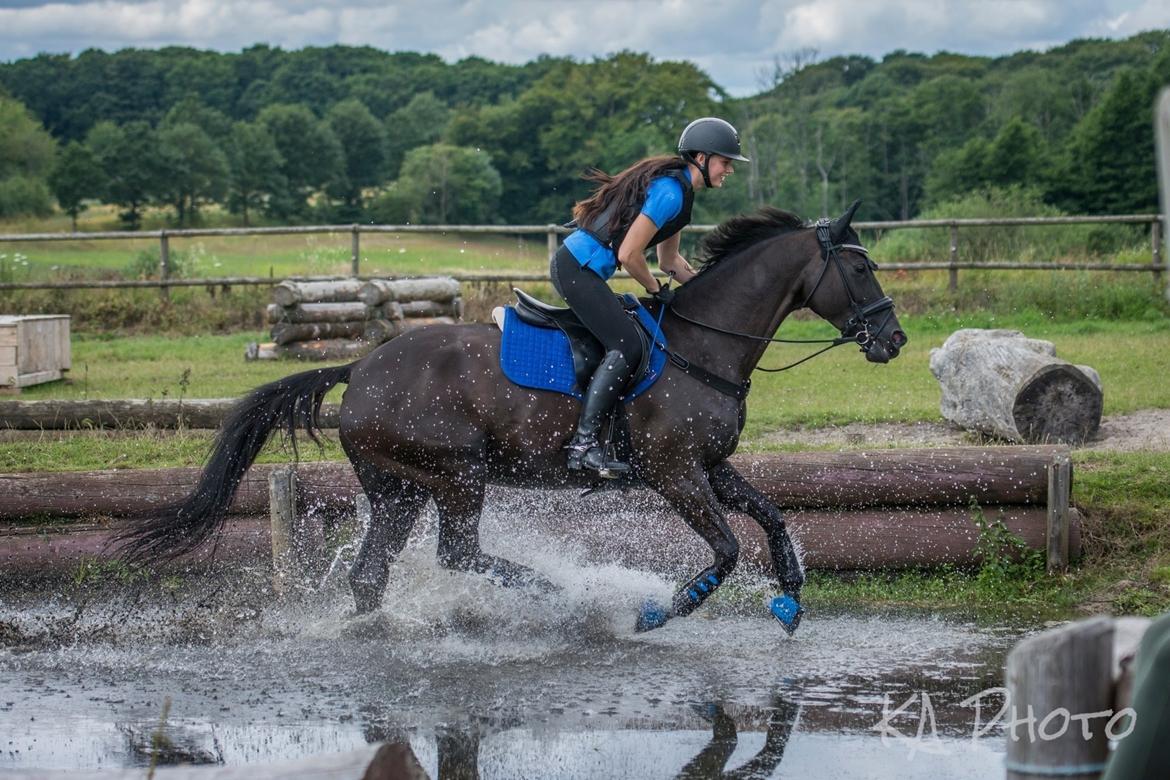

{"left": 648, "top": 219, "right": 898, "bottom": 399}
{"left": 665, "top": 218, "right": 895, "bottom": 374}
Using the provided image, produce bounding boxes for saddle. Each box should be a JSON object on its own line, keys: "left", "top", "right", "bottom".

{"left": 495, "top": 289, "right": 667, "bottom": 400}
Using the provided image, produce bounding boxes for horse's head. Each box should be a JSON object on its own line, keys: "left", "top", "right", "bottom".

{"left": 799, "top": 201, "right": 907, "bottom": 364}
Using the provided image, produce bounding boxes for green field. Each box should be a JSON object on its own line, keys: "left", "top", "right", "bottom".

{"left": 2, "top": 211, "right": 1168, "bottom": 618}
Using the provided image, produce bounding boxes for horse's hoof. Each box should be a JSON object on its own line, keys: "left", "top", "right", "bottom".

{"left": 769, "top": 594, "right": 804, "bottom": 635}
{"left": 635, "top": 599, "right": 670, "bottom": 633}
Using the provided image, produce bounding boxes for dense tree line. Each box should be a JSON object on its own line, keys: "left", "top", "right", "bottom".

{"left": 0, "top": 33, "right": 1167, "bottom": 229}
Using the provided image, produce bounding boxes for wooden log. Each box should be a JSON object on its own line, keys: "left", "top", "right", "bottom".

{"left": 514, "top": 501, "right": 1080, "bottom": 572}
{"left": 266, "top": 302, "right": 374, "bottom": 324}
{"left": 0, "top": 447, "right": 1070, "bottom": 517}
{"left": 397, "top": 316, "right": 457, "bottom": 332}
{"left": 363, "top": 319, "right": 401, "bottom": 344}
{"left": 245, "top": 341, "right": 278, "bottom": 361}
{"left": 275, "top": 339, "right": 373, "bottom": 361}
{"left": 271, "top": 279, "right": 364, "bottom": 307}
{"left": 929, "top": 329, "right": 1103, "bottom": 444}
{"left": 1005, "top": 617, "right": 1115, "bottom": 779}
{"left": 271, "top": 320, "right": 367, "bottom": 345}
{"left": 734, "top": 446, "right": 1064, "bottom": 508}
{"left": 380, "top": 301, "right": 404, "bottom": 321}
{"left": 0, "top": 517, "right": 270, "bottom": 576}
{"left": 0, "top": 398, "right": 344, "bottom": 430}
{"left": 357, "top": 277, "right": 461, "bottom": 305}
{"left": 397, "top": 298, "right": 462, "bottom": 318}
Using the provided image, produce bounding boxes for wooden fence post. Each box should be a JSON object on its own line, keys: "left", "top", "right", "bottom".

{"left": 1005, "top": 616, "right": 1114, "bottom": 780}
{"left": 159, "top": 230, "right": 170, "bottom": 302}
{"left": 351, "top": 224, "right": 361, "bottom": 277}
{"left": 1046, "top": 450, "right": 1071, "bottom": 573}
{"left": 948, "top": 223, "right": 959, "bottom": 292}
{"left": 1151, "top": 218, "right": 1162, "bottom": 286}
{"left": 547, "top": 225, "right": 558, "bottom": 258}
{"left": 1157, "top": 88, "right": 1170, "bottom": 304}
{"left": 269, "top": 465, "right": 297, "bottom": 594}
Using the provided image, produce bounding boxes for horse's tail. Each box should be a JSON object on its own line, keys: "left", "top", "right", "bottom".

{"left": 116, "top": 363, "right": 353, "bottom": 564}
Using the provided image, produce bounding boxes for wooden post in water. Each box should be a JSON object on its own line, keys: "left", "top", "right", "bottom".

{"left": 1005, "top": 617, "right": 1115, "bottom": 780}
{"left": 1046, "top": 451, "right": 1072, "bottom": 573}
{"left": 269, "top": 465, "right": 297, "bottom": 594}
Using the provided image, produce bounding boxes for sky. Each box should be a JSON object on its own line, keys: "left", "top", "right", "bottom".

{"left": 0, "top": 0, "right": 1168, "bottom": 96}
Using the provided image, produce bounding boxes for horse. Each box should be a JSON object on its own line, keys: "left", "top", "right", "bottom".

{"left": 119, "top": 201, "right": 906, "bottom": 633}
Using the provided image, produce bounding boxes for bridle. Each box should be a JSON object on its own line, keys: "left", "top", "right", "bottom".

{"left": 665, "top": 218, "right": 900, "bottom": 373}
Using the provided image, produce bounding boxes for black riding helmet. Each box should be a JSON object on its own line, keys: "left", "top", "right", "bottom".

{"left": 678, "top": 117, "right": 750, "bottom": 188}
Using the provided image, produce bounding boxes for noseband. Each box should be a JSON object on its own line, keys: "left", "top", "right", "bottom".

{"left": 665, "top": 218, "right": 899, "bottom": 373}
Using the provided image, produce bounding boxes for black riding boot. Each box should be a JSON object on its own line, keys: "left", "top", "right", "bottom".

{"left": 566, "top": 350, "right": 632, "bottom": 478}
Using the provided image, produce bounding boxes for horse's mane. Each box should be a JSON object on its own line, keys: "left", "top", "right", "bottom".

{"left": 696, "top": 207, "right": 807, "bottom": 272}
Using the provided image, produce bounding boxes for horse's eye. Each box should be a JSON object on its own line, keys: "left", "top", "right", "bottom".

{"left": 853, "top": 262, "right": 868, "bottom": 274}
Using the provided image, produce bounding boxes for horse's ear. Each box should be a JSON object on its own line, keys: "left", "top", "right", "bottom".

{"left": 830, "top": 199, "right": 862, "bottom": 243}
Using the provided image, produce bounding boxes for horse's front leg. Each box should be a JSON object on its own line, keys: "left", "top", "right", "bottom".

{"left": 708, "top": 460, "right": 805, "bottom": 634}
{"left": 637, "top": 469, "right": 740, "bottom": 632}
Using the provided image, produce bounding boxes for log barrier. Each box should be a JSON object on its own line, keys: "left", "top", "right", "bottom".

{"left": 0, "top": 446, "right": 1078, "bottom": 579}
{"left": 248, "top": 277, "right": 463, "bottom": 361}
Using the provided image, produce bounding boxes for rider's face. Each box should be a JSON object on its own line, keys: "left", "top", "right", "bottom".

{"left": 701, "top": 154, "right": 735, "bottom": 188}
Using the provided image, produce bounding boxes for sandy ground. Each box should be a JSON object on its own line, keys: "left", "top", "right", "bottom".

{"left": 759, "top": 408, "right": 1170, "bottom": 452}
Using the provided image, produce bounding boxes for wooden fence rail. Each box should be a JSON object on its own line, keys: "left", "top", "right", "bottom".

{"left": 0, "top": 214, "right": 1164, "bottom": 297}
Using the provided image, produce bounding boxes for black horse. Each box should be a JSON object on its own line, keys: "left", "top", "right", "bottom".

{"left": 120, "top": 202, "right": 905, "bottom": 632}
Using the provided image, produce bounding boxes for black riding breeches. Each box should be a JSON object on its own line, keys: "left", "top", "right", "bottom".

{"left": 550, "top": 246, "right": 644, "bottom": 373}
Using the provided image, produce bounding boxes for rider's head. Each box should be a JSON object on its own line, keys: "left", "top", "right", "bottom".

{"left": 678, "top": 117, "right": 750, "bottom": 189}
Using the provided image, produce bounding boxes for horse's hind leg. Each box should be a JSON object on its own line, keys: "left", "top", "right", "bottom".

{"left": 349, "top": 464, "right": 429, "bottom": 614}
{"left": 432, "top": 468, "right": 554, "bottom": 590}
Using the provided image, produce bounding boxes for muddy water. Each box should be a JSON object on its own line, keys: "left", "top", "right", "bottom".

{"left": 1, "top": 509, "right": 1029, "bottom": 778}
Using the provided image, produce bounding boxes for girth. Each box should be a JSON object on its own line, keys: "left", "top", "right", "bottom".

{"left": 511, "top": 289, "right": 653, "bottom": 393}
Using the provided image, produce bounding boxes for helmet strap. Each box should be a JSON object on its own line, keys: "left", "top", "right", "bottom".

{"left": 681, "top": 151, "right": 713, "bottom": 189}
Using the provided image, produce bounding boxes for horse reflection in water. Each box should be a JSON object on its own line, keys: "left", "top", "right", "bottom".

{"left": 119, "top": 202, "right": 905, "bottom": 632}
{"left": 359, "top": 697, "right": 803, "bottom": 779}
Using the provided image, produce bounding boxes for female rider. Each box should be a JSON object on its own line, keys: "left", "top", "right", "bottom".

{"left": 552, "top": 117, "right": 749, "bottom": 477}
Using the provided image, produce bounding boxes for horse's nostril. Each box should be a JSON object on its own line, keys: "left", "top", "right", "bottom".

{"left": 890, "top": 330, "right": 907, "bottom": 349}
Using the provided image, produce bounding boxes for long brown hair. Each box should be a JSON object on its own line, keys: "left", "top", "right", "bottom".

{"left": 571, "top": 155, "right": 689, "bottom": 247}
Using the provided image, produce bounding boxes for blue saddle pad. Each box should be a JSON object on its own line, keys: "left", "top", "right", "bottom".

{"left": 499, "top": 303, "right": 667, "bottom": 401}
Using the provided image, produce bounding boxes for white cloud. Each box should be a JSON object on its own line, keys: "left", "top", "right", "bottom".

{"left": 0, "top": 0, "right": 1167, "bottom": 95}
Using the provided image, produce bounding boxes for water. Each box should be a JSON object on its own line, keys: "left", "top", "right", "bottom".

{"left": 1, "top": 507, "right": 1027, "bottom": 778}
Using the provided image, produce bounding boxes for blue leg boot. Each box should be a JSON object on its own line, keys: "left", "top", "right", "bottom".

{"left": 769, "top": 593, "right": 804, "bottom": 635}
{"left": 635, "top": 599, "right": 671, "bottom": 633}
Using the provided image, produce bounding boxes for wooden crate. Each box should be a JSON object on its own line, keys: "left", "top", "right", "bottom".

{"left": 0, "top": 315, "right": 71, "bottom": 390}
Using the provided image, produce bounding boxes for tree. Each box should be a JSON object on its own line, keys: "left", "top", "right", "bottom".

{"left": 257, "top": 103, "right": 344, "bottom": 219}
{"left": 326, "top": 98, "right": 387, "bottom": 218}
{"left": 155, "top": 122, "right": 230, "bottom": 226}
{"left": 225, "top": 121, "right": 284, "bottom": 226}
{"left": 86, "top": 120, "right": 162, "bottom": 229}
{"left": 384, "top": 92, "right": 450, "bottom": 178}
{"left": 392, "top": 143, "right": 502, "bottom": 224}
{"left": 1059, "top": 68, "right": 1158, "bottom": 213}
{"left": 49, "top": 141, "right": 106, "bottom": 229}
{"left": 0, "top": 95, "right": 57, "bottom": 217}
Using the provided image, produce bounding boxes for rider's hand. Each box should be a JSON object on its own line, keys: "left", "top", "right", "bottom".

{"left": 652, "top": 282, "right": 676, "bottom": 306}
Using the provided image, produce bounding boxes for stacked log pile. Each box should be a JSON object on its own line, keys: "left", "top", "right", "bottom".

{"left": 247, "top": 277, "right": 462, "bottom": 361}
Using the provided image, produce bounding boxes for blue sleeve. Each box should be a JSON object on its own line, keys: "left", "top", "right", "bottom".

{"left": 640, "top": 177, "right": 684, "bottom": 228}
